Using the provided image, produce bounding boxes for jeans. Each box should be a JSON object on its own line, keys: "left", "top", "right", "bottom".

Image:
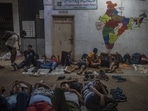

{"left": 40, "top": 62, "right": 57, "bottom": 70}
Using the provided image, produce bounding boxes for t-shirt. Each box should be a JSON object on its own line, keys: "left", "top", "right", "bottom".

{"left": 86, "top": 52, "right": 96, "bottom": 65}
{"left": 6, "top": 94, "right": 17, "bottom": 105}
{"left": 5, "top": 34, "right": 19, "bottom": 49}
{"left": 82, "top": 82, "right": 95, "bottom": 105}
{"left": 29, "top": 95, "right": 52, "bottom": 105}
{"left": 24, "top": 50, "right": 35, "bottom": 59}
{"left": 64, "top": 92, "right": 79, "bottom": 105}
{"left": 29, "top": 87, "right": 53, "bottom": 105}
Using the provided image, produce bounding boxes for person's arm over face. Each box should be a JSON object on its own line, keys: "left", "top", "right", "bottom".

{"left": 34, "top": 82, "right": 50, "bottom": 89}
{"left": 89, "top": 85, "right": 105, "bottom": 107}
{"left": 14, "top": 80, "right": 32, "bottom": 95}
{"left": 69, "top": 88, "right": 83, "bottom": 103}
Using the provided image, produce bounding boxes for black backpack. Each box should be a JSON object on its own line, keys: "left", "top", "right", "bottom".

{"left": 131, "top": 53, "right": 141, "bottom": 64}
{"left": 2, "top": 31, "right": 18, "bottom": 41}
{"left": 123, "top": 53, "right": 131, "bottom": 64}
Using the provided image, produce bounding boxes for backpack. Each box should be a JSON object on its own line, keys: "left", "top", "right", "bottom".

{"left": 131, "top": 53, "right": 141, "bottom": 64}
{"left": 2, "top": 31, "right": 18, "bottom": 41}
{"left": 100, "top": 53, "right": 110, "bottom": 68}
{"left": 140, "top": 54, "right": 148, "bottom": 64}
{"left": 115, "top": 53, "right": 123, "bottom": 63}
{"left": 123, "top": 53, "right": 131, "bottom": 64}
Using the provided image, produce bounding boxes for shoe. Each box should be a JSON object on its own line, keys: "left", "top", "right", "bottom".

{"left": 77, "top": 72, "right": 82, "bottom": 75}
{"left": 112, "top": 75, "right": 121, "bottom": 79}
{"left": 84, "top": 70, "right": 93, "bottom": 75}
{"left": 48, "top": 69, "right": 53, "bottom": 73}
{"left": 112, "top": 94, "right": 127, "bottom": 102}
{"left": 64, "top": 70, "right": 71, "bottom": 74}
{"left": 11, "top": 63, "right": 17, "bottom": 71}
{"left": 57, "top": 75, "right": 65, "bottom": 80}
{"left": 23, "top": 66, "right": 28, "bottom": 72}
{"left": 110, "top": 87, "right": 123, "bottom": 95}
{"left": 0, "top": 86, "right": 6, "bottom": 95}
{"left": 99, "top": 70, "right": 106, "bottom": 75}
{"left": 112, "top": 75, "right": 126, "bottom": 82}
{"left": 117, "top": 77, "right": 126, "bottom": 82}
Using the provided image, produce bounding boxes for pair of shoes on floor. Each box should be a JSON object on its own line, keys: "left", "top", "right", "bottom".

{"left": 112, "top": 75, "right": 126, "bottom": 82}
{"left": 83, "top": 74, "right": 95, "bottom": 81}
{"left": 110, "top": 87, "right": 123, "bottom": 95}
{"left": 110, "top": 87, "right": 127, "bottom": 102}
{"left": 112, "top": 94, "right": 127, "bottom": 102}
{"left": 96, "top": 70, "right": 109, "bottom": 81}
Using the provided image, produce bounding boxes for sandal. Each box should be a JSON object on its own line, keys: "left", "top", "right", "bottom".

{"left": 64, "top": 70, "right": 71, "bottom": 74}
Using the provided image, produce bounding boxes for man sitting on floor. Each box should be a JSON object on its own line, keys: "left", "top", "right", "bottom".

{"left": 13, "top": 45, "right": 38, "bottom": 71}
{"left": 64, "top": 53, "right": 88, "bottom": 75}
{"left": 86, "top": 48, "right": 101, "bottom": 68}
{"left": 0, "top": 80, "right": 32, "bottom": 111}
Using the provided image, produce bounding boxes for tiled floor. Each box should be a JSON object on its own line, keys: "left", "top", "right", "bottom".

{"left": 0, "top": 58, "right": 148, "bottom": 111}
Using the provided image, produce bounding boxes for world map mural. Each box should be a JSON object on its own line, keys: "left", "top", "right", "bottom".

{"left": 96, "top": 1, "right": 147, "bottom": 49}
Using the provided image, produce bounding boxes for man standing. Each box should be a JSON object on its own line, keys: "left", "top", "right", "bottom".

{"left": 4, "top": 30, "right": 26, "bottom": 69}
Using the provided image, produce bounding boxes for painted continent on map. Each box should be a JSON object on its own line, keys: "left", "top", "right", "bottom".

{"left": 96, "top": 1, "right": 147, "bottom": 49}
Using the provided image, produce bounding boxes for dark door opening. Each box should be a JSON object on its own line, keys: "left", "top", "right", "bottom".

{"left": 0, "top": 3, "right": 13, "bottom": 51}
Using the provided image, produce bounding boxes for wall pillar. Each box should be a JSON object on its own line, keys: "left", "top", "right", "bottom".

{"left": 44, "top": 0, "right": 53, "bottom": 57}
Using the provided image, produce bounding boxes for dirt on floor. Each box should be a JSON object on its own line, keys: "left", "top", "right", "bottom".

{"left": 0, "top": 56, "right": 148, "bottom": 111}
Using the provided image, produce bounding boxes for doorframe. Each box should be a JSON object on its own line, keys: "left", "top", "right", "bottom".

{"left": 52, "top": 15, "right": 75, "bottom": 60}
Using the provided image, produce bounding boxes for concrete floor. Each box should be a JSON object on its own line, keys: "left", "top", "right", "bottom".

{"left": 0, "top": 57, "right": 148, "bottom": 111}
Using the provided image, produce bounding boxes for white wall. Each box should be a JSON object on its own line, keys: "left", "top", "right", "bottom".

{"left": 44, "top": 0, "right": 148, "bottom": 59}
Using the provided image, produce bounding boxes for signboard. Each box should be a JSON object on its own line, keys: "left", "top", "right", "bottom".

{"left": 54, "top": 0, "right": 98, "bottom": 10}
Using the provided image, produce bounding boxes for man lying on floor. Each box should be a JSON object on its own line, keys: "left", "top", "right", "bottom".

{"left": 82, "top": 79, "right": 118, "bottom": 111}
{"left": 27, "top": 78, "right": 83, "bottom": 111}
{"left": 31, "top": 55, "right": 60, "bottom": 73}
{"left": 0, "top": 80, "right": 32, "bottom": 111}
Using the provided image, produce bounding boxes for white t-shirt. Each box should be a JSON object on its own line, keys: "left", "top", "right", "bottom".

{"left": 5, "top": 34, "right": 19, "bottom": 49}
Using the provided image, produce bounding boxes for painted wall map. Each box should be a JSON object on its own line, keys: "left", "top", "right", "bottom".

{"left": 96, "top": 1, "right": 147, "bottom": 50}
{"left": 54, "top": 0, "right": 97, "bottom": 10}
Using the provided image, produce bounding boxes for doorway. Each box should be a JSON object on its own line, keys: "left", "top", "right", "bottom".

{"left": 52, "top": 16, "right": 74, "bottom": 59}
{"left": 0, "top": 3, "right": 13, "bottom": 52}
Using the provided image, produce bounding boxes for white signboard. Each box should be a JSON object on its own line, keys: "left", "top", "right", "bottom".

{"left": 54, "top": 0, "right": 98, "bottom": 10}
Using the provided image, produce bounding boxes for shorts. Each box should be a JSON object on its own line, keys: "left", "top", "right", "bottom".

{"left": 76, "top": 61, "right": 87, "bottom": 69}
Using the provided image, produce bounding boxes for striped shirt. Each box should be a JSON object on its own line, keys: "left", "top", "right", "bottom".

{"left": 82, "top": 82, "right": 95, "bottom": 105}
